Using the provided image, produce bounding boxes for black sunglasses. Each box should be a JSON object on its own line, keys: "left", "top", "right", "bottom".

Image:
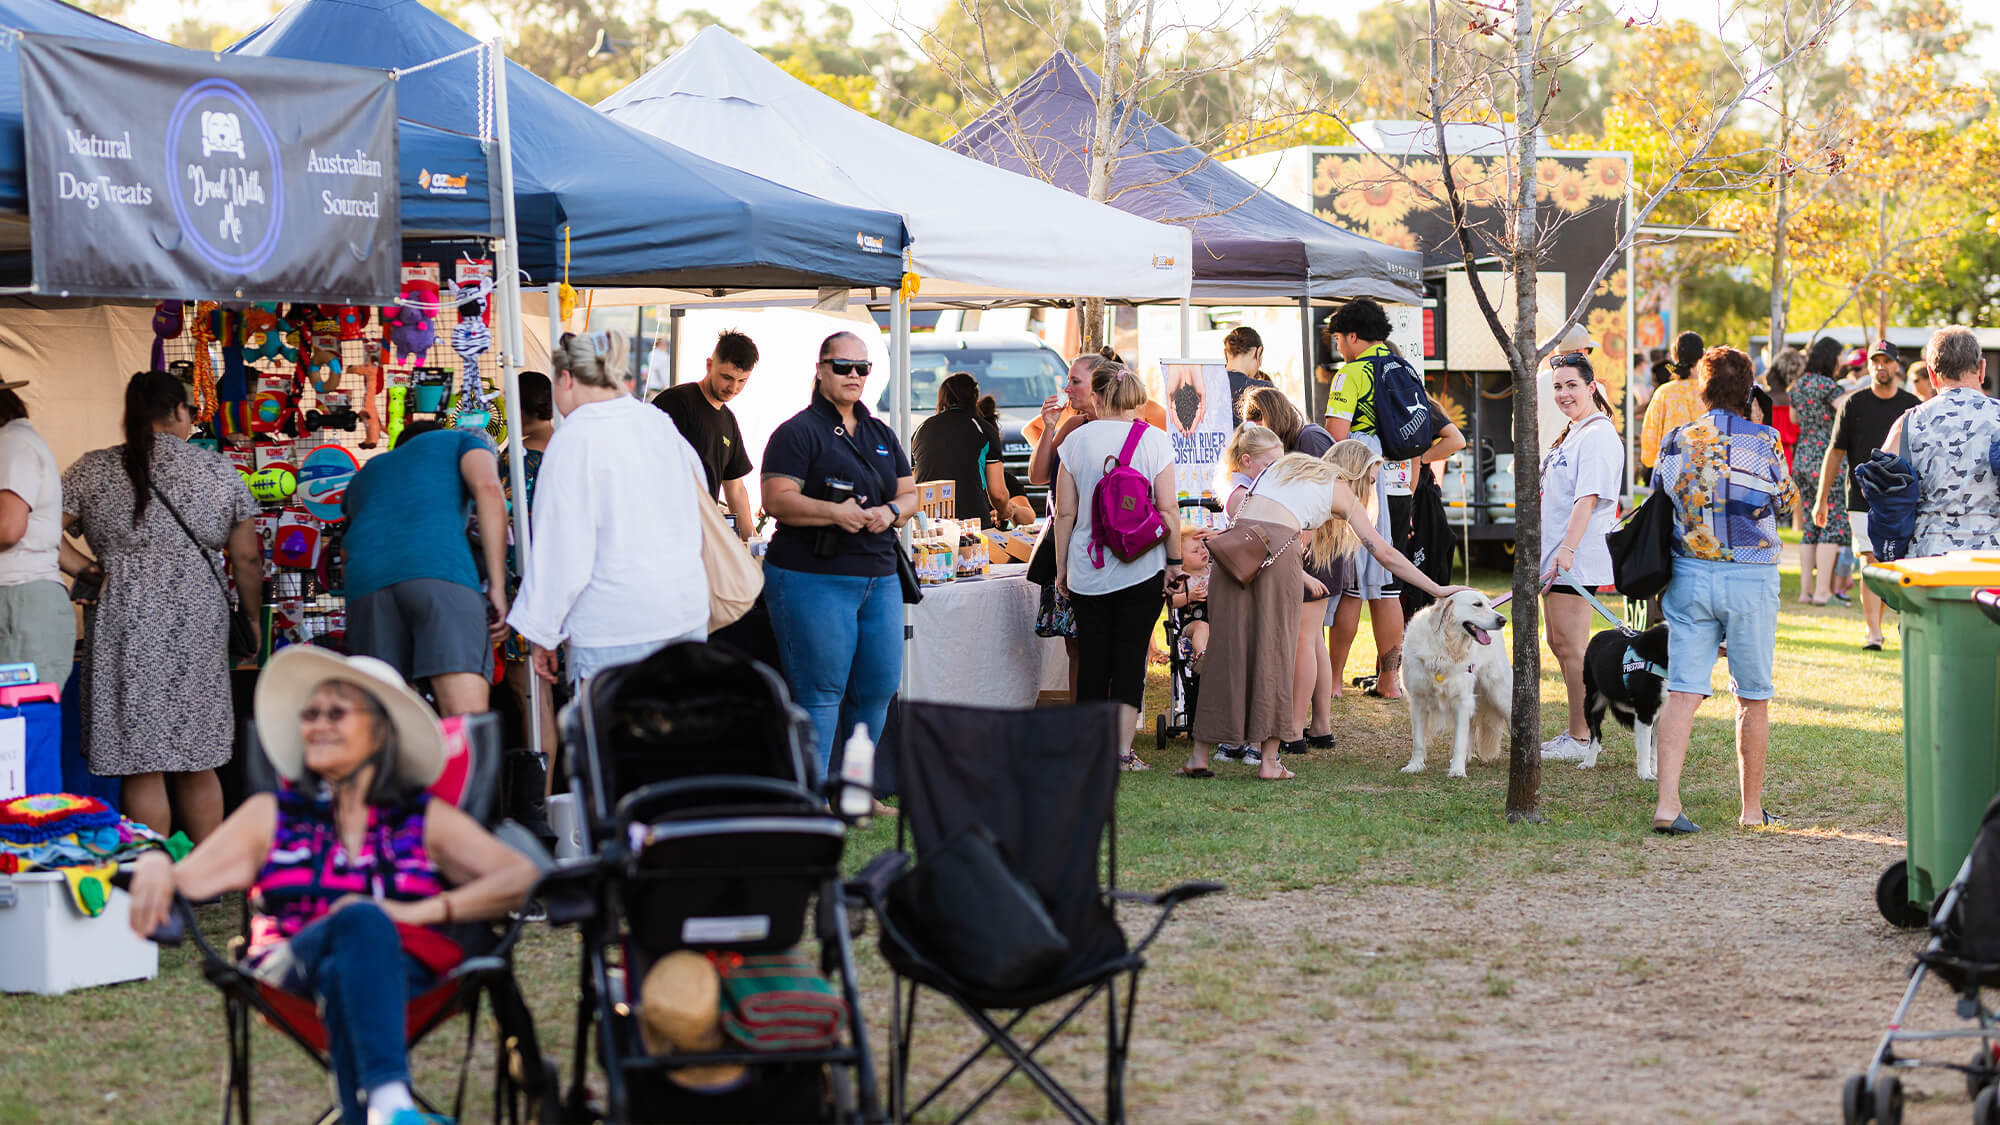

{"left": 823, "top": 359, "right": 871, "bottom": 376}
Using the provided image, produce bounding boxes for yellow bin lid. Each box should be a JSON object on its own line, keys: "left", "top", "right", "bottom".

{"left": 1873, "top": 551, "right": 2000, "bottom": 587}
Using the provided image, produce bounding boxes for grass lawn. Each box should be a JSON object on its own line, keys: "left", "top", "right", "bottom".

{"left": 0, "top": 559, "right": 1914, "bottom": 1124}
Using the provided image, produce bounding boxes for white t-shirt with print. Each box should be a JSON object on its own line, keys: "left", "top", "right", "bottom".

{"left": 1537, "top": 413, "right": 1622, "bottom": 585}
{"left": 0, "top": 418, "right": 62, "bottom": 586}
{"left": 1058, "top": 419, "right": 1175, "bottom": 596}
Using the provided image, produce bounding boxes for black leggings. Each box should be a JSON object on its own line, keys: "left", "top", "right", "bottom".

{"left": 1068, "top": 572, "right": 1166, "bottom": 711}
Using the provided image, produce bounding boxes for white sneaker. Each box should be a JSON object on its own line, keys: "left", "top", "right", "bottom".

{"left": 1541, "top": 733, "right": 1588, "bottom": 761}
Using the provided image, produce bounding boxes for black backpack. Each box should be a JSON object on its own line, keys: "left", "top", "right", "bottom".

{"left": 1400, "top": 471, "right": 1457, "bottom": 617}
{"left": 1372, "top": 351, "right": 1443, "bottom": 461}
{"left": 1606, "top": 489, "right": 1675, "bottom": 600}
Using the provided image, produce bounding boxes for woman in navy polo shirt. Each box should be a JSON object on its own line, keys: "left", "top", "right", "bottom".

{"left": 761, "top": 332, "right": 918, "bottom": 777}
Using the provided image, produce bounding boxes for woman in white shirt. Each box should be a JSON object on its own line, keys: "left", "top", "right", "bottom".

{"left": 1185, "top": 445, "right": 1469, "bottom": 780}
{"left": 1537, "top": 352, "right": 1626, "bottom": 763}
{"left": 508, "top": 330, "right": 711, "bottom": 685}
{"left": 1052, "top": 362, "right": 1180, "bottom": 770}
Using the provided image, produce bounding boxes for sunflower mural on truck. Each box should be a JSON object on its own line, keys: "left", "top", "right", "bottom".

{"left": 1311, "top": 148, "right": 1632, "bottom": 415}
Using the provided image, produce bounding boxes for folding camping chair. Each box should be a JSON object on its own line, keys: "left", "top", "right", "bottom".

{"left": 849, "top": 701, "right": 1224, "bottom": 1124}
{"left": 140, "top": 712, "right": 556, "bottom": 1125}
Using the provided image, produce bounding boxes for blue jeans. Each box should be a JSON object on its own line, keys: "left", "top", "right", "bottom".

{"left": 568, "top": 628, "right": 705, "bottom": 685}
{"left": 762, "top": 562, "right": 904, "bottom": 779}
{"left": 283, "top": 903, "right": 435, "bottom": 1124}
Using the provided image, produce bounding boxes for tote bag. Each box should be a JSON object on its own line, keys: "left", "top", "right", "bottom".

{"left": 1606, "top": 488, "right": 1675, "bottom": 600}
{"left": 694, "top": 481, "right": 761, "bottom": 633}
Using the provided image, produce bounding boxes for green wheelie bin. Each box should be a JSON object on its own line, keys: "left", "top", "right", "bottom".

{"left": 1862, "top": 551, "right": 2000, "bottom": 928}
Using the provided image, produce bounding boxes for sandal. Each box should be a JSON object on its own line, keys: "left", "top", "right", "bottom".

{"left": 1120, "top": 752, "right": 1152, "bottom": 772}
{"left": 1258, "top": 763, "right": 1296, "bottom": 781}
{"left": 1174, "top": 763, "right": 1214, "bottom": 779}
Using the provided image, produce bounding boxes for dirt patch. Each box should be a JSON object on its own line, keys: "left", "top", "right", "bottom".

{"left": 885, "top": 828, "right": 1973, "bottom": 1122}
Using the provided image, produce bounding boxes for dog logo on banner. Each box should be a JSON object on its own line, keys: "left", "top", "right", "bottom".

{"left": 165, "top": 78, "right": 283, "bottom": 270}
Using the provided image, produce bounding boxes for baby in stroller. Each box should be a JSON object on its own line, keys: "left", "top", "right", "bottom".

{"left": 1168, "top": 526, "right": 1213, "bottom": 671}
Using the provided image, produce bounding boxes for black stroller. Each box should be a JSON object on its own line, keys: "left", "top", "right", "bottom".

{"left": 1846, "top": 790, "right": 2000, "bottom": 1125}
{"left": 557, "top": 641, "right": 880, "bottom": 1124}
{"left": 1156, "top": 497, "right": 1219, "bottom": 748}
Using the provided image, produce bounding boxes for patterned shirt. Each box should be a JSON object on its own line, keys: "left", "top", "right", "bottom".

{"left": 1654, "top": 409, "right": 1798, "bottom": 565}
{"left": 1901, "top": 387, "right": 2000, "bottom": 555}
{"left": 1639, "top": 378, "right": 1704, "bottom": 469}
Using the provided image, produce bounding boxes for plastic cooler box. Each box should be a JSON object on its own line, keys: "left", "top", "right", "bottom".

{"left": 0, "top": 869, "right": 159, "bottom": 994}
{"left": 1861, "top": 551, "right": 2000, "bottom": 925}
{"left": 0, "top": 682, "right": 61, "bottom": 802}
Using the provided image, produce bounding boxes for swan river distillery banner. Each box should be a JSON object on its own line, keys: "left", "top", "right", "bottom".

{"left": 18, "top": 34, "right": 400, "bottom": 304}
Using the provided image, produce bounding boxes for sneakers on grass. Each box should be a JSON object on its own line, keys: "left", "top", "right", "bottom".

{"left": 1540, "top": 733, "right": 1589, "bottom": 761}
{"left": 1212, "top": 744, "right": 1242, "bottom": 763}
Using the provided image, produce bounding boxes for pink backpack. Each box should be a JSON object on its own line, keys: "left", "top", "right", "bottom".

{"left": 1088, "top": 420, "right": 1166, "bottom": 567}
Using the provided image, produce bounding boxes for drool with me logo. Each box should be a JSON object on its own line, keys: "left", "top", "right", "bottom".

{"left": 164, "top": 78, "right": 283, "bottom": 274}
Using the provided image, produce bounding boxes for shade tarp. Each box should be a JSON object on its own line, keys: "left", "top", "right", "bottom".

{"left": 946, "top": 51, "right": 1423, "bottom": 305}
{"left": 596, "top": 26, "right": 1190, "bottom": 304}
{"left": 228, "top": 0, "right": 908, "bottom": 291}
{"left": 0, "top": 0, "right": 493, "bottom": 248}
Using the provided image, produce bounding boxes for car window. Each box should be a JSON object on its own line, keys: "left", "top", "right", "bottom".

{"left": 878, "top": 347, "right": 1066, "bottom": 413}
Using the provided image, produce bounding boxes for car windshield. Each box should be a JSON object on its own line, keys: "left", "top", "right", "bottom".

{"left": 878, "top": 347, "right": 1066, "bottom": 414}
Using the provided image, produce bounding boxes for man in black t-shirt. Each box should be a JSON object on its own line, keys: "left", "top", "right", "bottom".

{"left": 1814, "top": 338, "right": 1921, "bottom": 649}
{"left": 653, "top": 329, "right": 758, "bottom": 540}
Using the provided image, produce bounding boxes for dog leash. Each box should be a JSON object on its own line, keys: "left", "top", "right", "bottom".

{"left": 1554, "top": 566, "right": 1636, "bottom": 635}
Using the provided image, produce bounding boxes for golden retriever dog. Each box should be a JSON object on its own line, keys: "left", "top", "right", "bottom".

{"left": 1400, "top": 589, "right": 1511, "bottom": 778}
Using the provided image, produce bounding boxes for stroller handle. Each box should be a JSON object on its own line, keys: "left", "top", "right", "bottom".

{"left": 1178, "top": 497, "right": 1223, "bottom": 513}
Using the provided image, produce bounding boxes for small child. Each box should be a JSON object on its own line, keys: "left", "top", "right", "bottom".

{"left": 1169, "top": 525, "right": 1212, "bottom": 668}
{"left": 1218, "top": 422, "right": 1284, "bottom": 522}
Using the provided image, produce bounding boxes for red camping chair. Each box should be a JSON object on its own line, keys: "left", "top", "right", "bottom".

{"left": 139, "top": 713, "right": 556, "bottom": 1125}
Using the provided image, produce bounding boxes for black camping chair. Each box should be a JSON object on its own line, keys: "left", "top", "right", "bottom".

{"left": 558, "top": 641, "right": 881, "bottom": 1123}
{"left": 849, "top": 701, "right": 1224, "bottom": 1124}
{"left": 137, "top": 712, "right": 557, "bottom": 1125}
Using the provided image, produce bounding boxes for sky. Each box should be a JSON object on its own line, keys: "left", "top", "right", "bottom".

{"left": 116, "top": 0, "right": 2000, "bottom": 76}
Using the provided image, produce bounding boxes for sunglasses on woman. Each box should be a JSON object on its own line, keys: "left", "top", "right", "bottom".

{"left": 823, "top": 359, "right": 871, "bottom": 376}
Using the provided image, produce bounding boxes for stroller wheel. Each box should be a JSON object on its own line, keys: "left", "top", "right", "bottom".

{"left": 1155, "top": 714, "right": 1167, "bottom": 750}
{"left": 1877, "top": 861, "right": 1929, "bottom": 930}
{"left": 1842, "top": 1073, "right": 1870, "bottom": 1125}
{"left": 1970, "top": 1047, "right": 2000, "bottom": 1100}
{"left": 1874, "top": 1073, "right": 1904, "bottom": 1125}
{"left": 1977, "top": 1084, "right": 2000, "bottom": 1125}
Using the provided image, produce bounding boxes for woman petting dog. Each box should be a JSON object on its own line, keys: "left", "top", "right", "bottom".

{"left": 1182, "top": 445, "right": 1470, "bottom": 780}
{"left": 1536, "top": 353, "right": 1626, "bottom": 765}
{"left": 1648, "top": 347, "right": 1799, "bottom": 834}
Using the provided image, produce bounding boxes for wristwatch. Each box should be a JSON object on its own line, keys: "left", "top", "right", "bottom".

{"left": 887, "top": 501, "right": 902, "bottom": 519}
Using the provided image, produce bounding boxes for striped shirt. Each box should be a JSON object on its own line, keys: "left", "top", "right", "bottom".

{"left": 248, "top": 788, "right": 447, "bottom": 955}
{"left": 1654, "top": 409, "right": 1799, "bottom": 565}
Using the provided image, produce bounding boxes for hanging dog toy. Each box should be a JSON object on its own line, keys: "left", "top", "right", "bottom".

{"left": 381, "top": 279, "right": 440, "bottom": 365}
{"left": 448, "top": 286, "right": 493, "bottom": 429}
{"left": 189, "top": 301, "right": 220, "bottom": 424}
{"left": 557, "top": 226, "right": 577, "bottom": 328}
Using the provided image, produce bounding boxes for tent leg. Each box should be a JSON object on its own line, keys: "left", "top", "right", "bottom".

{"left": 893, "top": 292, "right": 913, "bottom": 713}
{"left": 667, "top": 307, "right": 681, "bottom": 389}
{"left": 1179, "top": 297, "right": 1192, "bottom": 356}
{"left": 490, "top": 38, "right": 538, "bottom": 766}
{"left": 1298, "top": 296, "right": 1315, "bottom": 413}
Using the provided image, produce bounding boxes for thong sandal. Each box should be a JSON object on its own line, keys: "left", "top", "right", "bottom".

{"left": 1259, "top": 764, "right": 1296, "bottom": 781}
{"left": 1174, "top": 763, "right": 1214, "bottom": 779}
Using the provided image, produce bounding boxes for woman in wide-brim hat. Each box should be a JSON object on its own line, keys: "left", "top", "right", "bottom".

{"left": 127, "top": 646, "right": 538, "bottom": 1125}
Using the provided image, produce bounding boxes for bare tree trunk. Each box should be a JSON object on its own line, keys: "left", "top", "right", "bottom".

{"left": 1078, "top": 0, "right": 1127, "bottom": 357}
{"left": 1770, "top": 173, "right": 1789, "bottom": 349}
{"left": 1506, "top": 0, "right": 1544, "bottom": 823}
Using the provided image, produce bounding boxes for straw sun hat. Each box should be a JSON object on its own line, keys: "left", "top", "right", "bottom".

{"left": 252, "top": 645, "right": 447, "bottom": 790}
{"left": 639, "top": 951, "right": 748, "bottom": 1090}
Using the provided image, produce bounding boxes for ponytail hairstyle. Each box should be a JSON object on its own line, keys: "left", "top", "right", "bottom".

{"left": 1087, "top": 358, "right": 1147, "bottom": 414}
{"left": 976, "top": 393, "right": 1001, "bottom": 427}
{"left": 1670, "top": 331, "right": 1705, "bottom": 379}
{"left": 1216, "top": 421, "right": 1283, "bottom": 494}
{"left": 122, "top": 370, "right": 190, "bottom": 526}
{"left": 551, "top": 329, "right": 630, "bottom": 390}
{"left": 937, "top": 371, "right": 980, "bottom": 413}
{"left": 1548, "top": 352, "right": 1616, "bottom": 448}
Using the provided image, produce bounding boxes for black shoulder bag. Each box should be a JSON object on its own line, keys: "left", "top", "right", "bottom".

{"left": 150, "top": 483, "right": 260, "bottom": 663}
{"left": 1606, "top": 487, "right": 1675, "bottom": 600}
{"left": 831, "top": 416, "right": 923, "bottom": 605}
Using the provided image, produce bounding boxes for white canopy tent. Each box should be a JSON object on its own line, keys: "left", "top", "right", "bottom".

{"left": 596, "top": 25, "right": 1194, "bottom": 315}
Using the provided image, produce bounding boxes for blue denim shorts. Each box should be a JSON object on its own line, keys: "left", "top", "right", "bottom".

{"left": 1663, "top": 557, "right": 1780, "bottom": 700}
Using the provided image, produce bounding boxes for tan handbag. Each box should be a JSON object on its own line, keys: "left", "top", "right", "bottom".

{"left": 1209, "top": 522, "right": 1298, "bottom": 586}
{"left": 694, "top": 483, "right": 761, "bottom": 632}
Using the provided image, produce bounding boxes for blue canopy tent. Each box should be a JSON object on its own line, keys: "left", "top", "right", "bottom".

{"left": 0, "top": 0, "right": 495, "bottom": 255}
{"left": 947, "top": 51, "right": 1422, "bottom": 306}
{"left": 227, "top": 0, "right": 907, "bottom": 290}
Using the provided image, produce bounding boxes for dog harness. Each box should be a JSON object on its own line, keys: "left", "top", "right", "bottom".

{"left": 1620, "top": 643, "right": 1668, "bottom": 696}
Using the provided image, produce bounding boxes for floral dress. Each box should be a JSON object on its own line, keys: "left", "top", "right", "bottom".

{"left": 63, "top": 439, "right": 258, "bottom": 776}
{"left": 1789, "top": 371, "right": 1848, "bottom": 546}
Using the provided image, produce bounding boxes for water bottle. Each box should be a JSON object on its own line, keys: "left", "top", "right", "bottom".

{"left": 839, "top": 724, "right": 876, "bottom": 819}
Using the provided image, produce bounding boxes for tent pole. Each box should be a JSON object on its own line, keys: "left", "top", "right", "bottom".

{"left": 1297, "top": 296, "right": 1314, "bottom": 409}
{"left": 893, "top": 290, "right": 913, "bottom": 712}
{"left": 1179, "top": 297, "right": 1192, "bottom": 356}
{"left": 489, "top": 37, "right": 540, "bottom": 765}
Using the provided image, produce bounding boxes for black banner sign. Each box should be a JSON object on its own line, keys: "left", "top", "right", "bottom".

{"left": 19, "top": 34, "right": 400, "bottom": 303}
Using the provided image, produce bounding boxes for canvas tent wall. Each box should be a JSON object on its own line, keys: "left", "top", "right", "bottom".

{"left": 595, "top": 26, "right": 1191, "bottom": 307}
{"left": 227, "top": 0, "right": 907, "bottom": 292}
